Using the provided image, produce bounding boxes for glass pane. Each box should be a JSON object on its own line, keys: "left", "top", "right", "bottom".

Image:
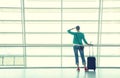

{"left": 25, "top": 9, "right": 61, "bottom": 20}
{"left": 26, "top": 47, "right": 61, "bottom": 55}
{"left": 0, "top": 0, "right": 20, "bottom": 7}
{"left": 80, "top": 34, "right": 97, "bottom": 44}
{"left": 15, "top": 57, "right": 24, "bottom": 65}
{"left": 62, "top": 57, "right": 75, "bottom": 67}
{"left": 63, "top": 22, "right": 98, "bottom": 32}
{"left": 26, "top": 22, "right": 61, "bottom": 32}
{"left": 63, "top": 9, "right": 98, "bottom": 20}
{"left": 4, "top": 57, "right": 14, "bottom": 65}
{"left": 103, "top": 9, "right": 120, "bottom": 20}
{"left": 0, "top": 34, "right": 22, "bottom": 44}
{"left": 85, "top": 46, "right": 97, "bottom": 56}
{"left": 27, "top": 57, "right": 61, "bottom": 67}
{"left": 25, "top": 0, "right": 61, "bottom": 8}
{"left": 0, "top": 57, "right": 2, "bottom": 65}
{"left": 0, "top": 9, "right": 21, "bottom": 20}
{"left": 103, "top": 0, "right": 120, "bottom": 7}
{"left": 62, "top": 34, "right": 73, "bottom": 44}
{"left": 0, "top": 47, "right": 23, "bottom": 55}
{"left": 100, "top": 47, "right": 120, "bottom": 56}
{"left": 63, "top": 0, "right": 99, "bottom": 8}
{"left": 62, "top": 57, "right": 88, "bottom": 67}
{"left": 101, "top": 34, "right": 120, "bottom": 44}
{"left": 0, "top": 22, "right": 22, "bottom": 32}
{"left": 102, "top": 21, "right": 120, "bottom": 32}
{"left": 100, "top": 57, "right": 120, "bottom": 67}
{"left": 62, "top": 47, "right": 74, "bottom": 56}
{"left": 26, "top": 34, "right": 61, "bottom": 44}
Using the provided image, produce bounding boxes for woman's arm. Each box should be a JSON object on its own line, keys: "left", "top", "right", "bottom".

{"left": 67, "top": 28, "right": 76, "bottom": 35}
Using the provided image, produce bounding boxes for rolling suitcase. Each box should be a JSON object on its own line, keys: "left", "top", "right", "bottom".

{"left": 87, "top": 46, "right": 96, "bottom": 71}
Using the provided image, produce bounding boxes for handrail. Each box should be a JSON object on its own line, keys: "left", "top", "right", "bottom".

{"left": 0, "top": 44, "right": 120, "bottom": 47}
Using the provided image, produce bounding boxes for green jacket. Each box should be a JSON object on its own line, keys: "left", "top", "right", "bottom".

{"left": 67, "top": 30, "right": 88, "bottom": 45}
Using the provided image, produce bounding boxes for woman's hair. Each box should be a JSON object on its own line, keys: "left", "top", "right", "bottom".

{"left": 76, "top": 25, "right": 80, "bottom": 31}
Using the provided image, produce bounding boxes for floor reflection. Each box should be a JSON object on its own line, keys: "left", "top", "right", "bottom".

{"left": 85, "top": 71, "right": 96, "bottom": 78}
{"left": 76, "top": 70, "right": 96, "bottom": 78}
{"left": 0, "top": 69, "right": 120, "bottom": 78}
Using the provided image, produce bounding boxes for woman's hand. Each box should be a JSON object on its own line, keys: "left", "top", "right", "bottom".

{"left": 88, "top": 43, "right": 93, "bottom": 46}
{"left": 70, "top": 27, "right": 75, "bottom": 30}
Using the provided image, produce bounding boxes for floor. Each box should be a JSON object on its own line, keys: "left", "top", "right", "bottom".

{"left": 0, "top": 68, "right": 120, "bottom": 78}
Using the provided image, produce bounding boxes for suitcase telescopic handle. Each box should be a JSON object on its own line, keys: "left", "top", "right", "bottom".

{"left": 89, "top": 43, "right": 94, "bottom": 56}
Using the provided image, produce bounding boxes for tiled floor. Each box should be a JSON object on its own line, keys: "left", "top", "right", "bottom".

{"left": 0, "top": 68, "right": 120, "bottom": 78}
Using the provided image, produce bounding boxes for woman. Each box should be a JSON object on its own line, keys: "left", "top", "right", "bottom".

{"left": 67, "top": 25, "right": 91, "bottom": 71}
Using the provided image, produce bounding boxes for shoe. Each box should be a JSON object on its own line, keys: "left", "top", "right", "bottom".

{"left": 84, "top": 67, "right": 88, "bottom": 72}
{"left": 77, "top": 67, "right": 80, "bottom": 71}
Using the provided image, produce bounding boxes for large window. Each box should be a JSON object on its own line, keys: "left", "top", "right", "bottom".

{"left": 100, "top": 0, "right": 120, "bottom": 67}
{"left": 0, "top": 0, "right": 120, "bottom": 68}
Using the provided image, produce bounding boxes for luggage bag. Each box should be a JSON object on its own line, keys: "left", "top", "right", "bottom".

{"left": 87, "top": 46, "right": 96, "bottom": 71}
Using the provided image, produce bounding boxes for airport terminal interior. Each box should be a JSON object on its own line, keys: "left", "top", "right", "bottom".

{"left": 0, "top": 0, "right": 120, "bottom": 78}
